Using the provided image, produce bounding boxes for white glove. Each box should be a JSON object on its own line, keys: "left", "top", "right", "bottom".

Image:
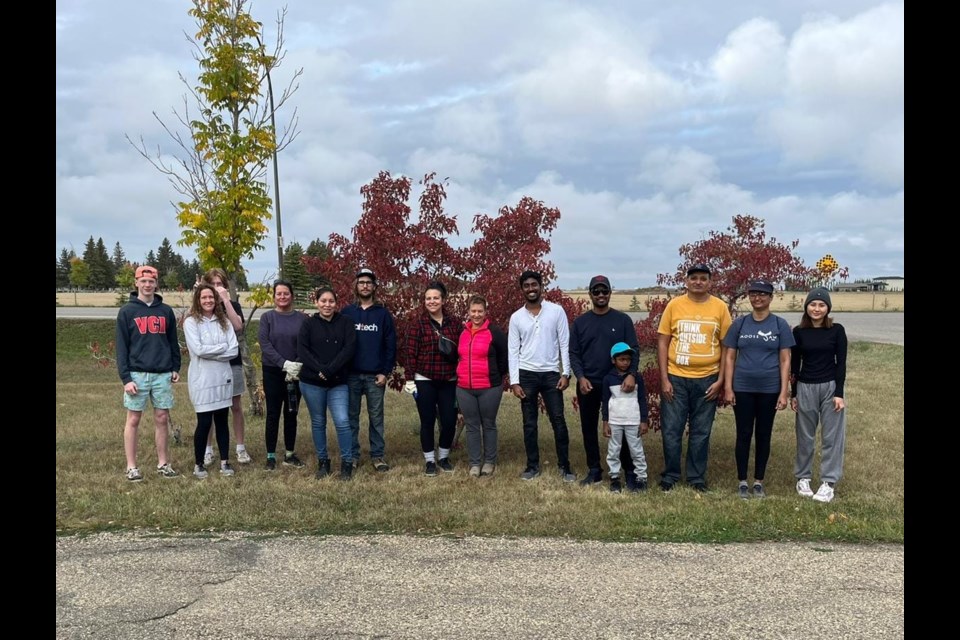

{"left": 282, "top": 361, "right": 302, "bottom": 377}
{"left": 404, "top": 380, "right": 417, "bottom": 395}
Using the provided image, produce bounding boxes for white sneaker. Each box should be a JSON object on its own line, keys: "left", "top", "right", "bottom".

{"left": 194, "top": 464, "right": 208, "bottom": 479}
{"left": 796, "top": 478, "right": 814, "bottom": 497}
{"left": 203, "top": 450, "right": 214, "bottom": 466}
{"left": 812, "top": 482, "right": 835, "bottom": 503}
{"left": 236, "top": 449, "right": 252, "bottom": 464}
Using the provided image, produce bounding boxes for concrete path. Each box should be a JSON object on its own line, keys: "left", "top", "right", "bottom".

{"left": 56, "top": 532, "right": 903, "bottom": 639}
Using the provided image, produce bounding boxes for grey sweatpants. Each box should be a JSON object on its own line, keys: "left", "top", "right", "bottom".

{"left": 794, "top": 381, "right": 846, "bottom": 484}
{"left": 607, "top": 423, "right": 648, "bottom": 479}
{"left": 456, "top": 386, "right": 503, "bottom": 466}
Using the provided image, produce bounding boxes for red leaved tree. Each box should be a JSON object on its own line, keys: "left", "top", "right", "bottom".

{"left": 303, "top": 171, "right": 586, "bottom": 391}
{"left": 657, "top": 214, "right": 822, "bottom": 314}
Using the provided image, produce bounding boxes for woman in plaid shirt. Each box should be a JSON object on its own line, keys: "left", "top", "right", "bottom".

{"left": 404, "top": 281, "right": 463, "bottom": 476}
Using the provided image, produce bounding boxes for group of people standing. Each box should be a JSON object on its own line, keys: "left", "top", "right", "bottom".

{"left": 115, "top": 263, "right": 848, "bottom": 502}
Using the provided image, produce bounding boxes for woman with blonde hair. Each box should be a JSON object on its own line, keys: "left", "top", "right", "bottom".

{"left": 183, "top": 283, "right": 239, "bottom": 478}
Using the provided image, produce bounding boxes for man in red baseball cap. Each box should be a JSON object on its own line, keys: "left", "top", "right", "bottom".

{"left": 115, "top": 265, "right": 182, "bottom": 482}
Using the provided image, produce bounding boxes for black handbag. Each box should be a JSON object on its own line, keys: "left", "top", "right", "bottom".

{"left": 431, "top": 319, "right": 458, "bottom": 362}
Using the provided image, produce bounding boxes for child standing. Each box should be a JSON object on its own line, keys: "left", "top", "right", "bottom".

{"left": 602, "top": 342, "right": 650, "bottom": 493}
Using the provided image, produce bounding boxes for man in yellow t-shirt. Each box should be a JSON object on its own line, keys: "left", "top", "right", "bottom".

{"left": 656, "top": 264, "right": 732, "bottom": 492}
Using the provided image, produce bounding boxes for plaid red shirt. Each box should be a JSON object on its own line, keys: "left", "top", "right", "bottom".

{"left": 404, "top": 311, "right": 463, "bottom": 381}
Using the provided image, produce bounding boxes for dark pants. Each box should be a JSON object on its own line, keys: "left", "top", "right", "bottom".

{"left": 660, "top": 373, "right": 719, "bottom": 486}
{"left": 578, "top": 383, "right": 634, "bottom": 476}
{"left": 733, "top": 391, "right": 779, "bottom": 481}
{"left": 263, "top": 366, "right": 300, "bottom": 454}
{"left": 194, "top": 407, "right": 229, "bottom": 465}
{"left": 519, "top": 370, "right": 570, "bottom": 470}
{"left": 415, "top": 380, "right": 458, "bottom": 453}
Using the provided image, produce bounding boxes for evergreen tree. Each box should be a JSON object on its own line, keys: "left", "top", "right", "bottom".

{"left": 144, "top": 250, "right": 157, "bottom": 269}
{"left": 81, "top": 237, "right": 109, "bottom": 290}
{"left": 156, "top": 238, "right": 178, "bottom": 282}
{"left": 57, "top": 248, "right": 75, "bottom": 289}
{"left": 305, "top": 238, "right": 331, "bottom": 289}
{"left": 282, "top": 242, "right": 312, "bottom": 306}
{"left": 95, "top": 238, "right": 115, "bottom": 288}
{"left": 111, "top": 242, "right": 126, "bottom": 274}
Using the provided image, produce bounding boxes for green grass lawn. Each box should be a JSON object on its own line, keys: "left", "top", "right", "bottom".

{"left": 56, "top": 320, "right": 904, "bottom": 543}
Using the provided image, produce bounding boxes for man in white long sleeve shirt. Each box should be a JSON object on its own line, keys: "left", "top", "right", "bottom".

{"left": 508, "top": 270, "right": 576, "bottom": 482}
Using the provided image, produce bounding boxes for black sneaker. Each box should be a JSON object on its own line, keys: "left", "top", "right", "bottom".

{"left": 659, "top": 480, "right": 675, "bottom": 492}
{"left": 315, "top": 459, "right": 331, "bottom": 479}
{"left": 520, "top": 466, "right": 541, "bottom": 480}
{"left": 609, "top": 478, "right": 622, "bottom": 493}
{"left": 578, "top": 469, "right": 603, "bottom": 486}
{"left": 631, "top": 476, "right": 648, "bottom": 493}
{"left": 265, "top": 458, "right": 277, "bottom": 471}
{"left": 425, "top": 461, "right": 438, "bottom": 477}
{"left": 624, "top": 473, "right": 637, "bottom": 491}
{"left": 559, "top": 465, "right": 576, "bottom": 483}
{"left": 739, "top": 484, "right": 750, "bottom": 500}
{"left": 752, "top": 483, "right": 766, "bottom": 499}
{"left": 283, "top": 454, "right": 305, "bottom": 468}
{"left": 691, "top": 482, "right": 708, "bottom": 493}
{"left": 438, "top": 458, "right": 455, "bottom": 473}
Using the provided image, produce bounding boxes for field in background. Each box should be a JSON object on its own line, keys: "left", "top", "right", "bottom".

{"left": 58, "top": 290, "right": 905, "bottom": 312}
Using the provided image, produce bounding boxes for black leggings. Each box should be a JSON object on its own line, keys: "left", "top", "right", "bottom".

{"left": 195, "top": 407, "right": 229, "bottom": 465}
{"left": 733, "top": 391, "right": 779, "bottom": 481}
{"left": 263, "top": 366, "right": 300, "bottom": 454}
{"left": 415, "top": 380, "right": 458, "bottom": 453}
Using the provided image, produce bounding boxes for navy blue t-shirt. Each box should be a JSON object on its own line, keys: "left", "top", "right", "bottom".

{"left": 722, "top": 314, "right": 795, "bottom": 393}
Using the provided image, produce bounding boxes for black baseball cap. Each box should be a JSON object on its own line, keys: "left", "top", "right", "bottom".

{"left": 588, "top": 275, "right": 611, "bottom": 290}
{"left": 747, "top": 280, "right": 774, "bottom": 294}
{"left": 355, "top": 268, "right": 376, "bottom": 284}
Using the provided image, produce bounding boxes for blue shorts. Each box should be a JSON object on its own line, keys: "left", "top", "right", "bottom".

{"left": 123, "top": 371, "right": 175, "bottom": 411}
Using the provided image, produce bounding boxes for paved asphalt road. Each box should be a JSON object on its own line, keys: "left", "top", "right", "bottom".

{"left": 57, "top": 308, "right": 904, "bottom": 346}
{"left": 56, "top": 533, "right": 904, "bottom": 639}
{"left": 56, "top": 309, "right": 904, "bottom": 638}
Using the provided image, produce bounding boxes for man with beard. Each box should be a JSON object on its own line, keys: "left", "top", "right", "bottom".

{"left": 570, "top": 275, "right": 643, "bottom": 489}
{"left": 508, "top": 270, "right": 576, "bottom": 483}
{"left": 341, "top": 268, "right": 397, "bottom": 472}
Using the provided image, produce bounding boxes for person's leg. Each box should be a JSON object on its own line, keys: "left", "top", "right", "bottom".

{"left": 149, "top": 372, "right": 176, "bottom": 467}
{"left": 366, "top": 376, "right": 387, "bottom": 460}
{"left": 282, "top": 381, "right": 301, "bottom": 453}
{"left": 818, "top": 382, "right": 846, "bottom": 485}
{"left": 213, "top": 407, "right": 230, "bottom": 462}
{"left": 415, "top": 380, "right": 439, "bottom": 456}
{"left": 262, "top": 368, "right": 283, "bottom": 455}
{"left": 577, "top": 385, "right": 603, "bottom": 476}
{"left": 477, "top": 386, "right": 503, "bottom": 465}
{"left": 541, "top": 371, "right": 571, "bottom": 470}
{"left": 606, "top": 424, "right": 624, "bottom": 478}
{"left": 684, "top": 374, "right": 719, "bottom": 486}
{"left": 519, "top": 370, "right": 541, "bottom": 470}
{"left": 124, "top": 410, "right": 142, "bottom": 470}
{"left": 659, "top": 374, "right": 689, "bottom": 486}
{"left": 327, "top": 384, "right": 353, "bottom": 464}
{"left": 793, "top": 382, "right": 820, "bottom": 481}
{"left": 436, "top": 381, "right": 459, "bottom": 451}
{"left": 458, "top": 387, "right": 484, "bottom": 467}
{"left": 347, "top": 374, "right": 364, "bottom": 461}
{"left": 194, "top": 411, "right": 214, "bottom": 466}
{"left": 624, "top": 424, "right": 648, "bottom": 480}
{"left": 299, "top": 382, "right": 330, "bottom": 461}
{"left": 620, "top": 431, "right": 636, "bottom": 477}
{"left": 733, "top": 391, "right": 757, "bottom": 482}
{"left": 752, "top": 393, "right": 779, "bottom": 481}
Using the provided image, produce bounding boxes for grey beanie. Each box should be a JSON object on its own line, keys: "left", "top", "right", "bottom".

{"left": 804, "top": 287, "right": 832, "bottom": 313}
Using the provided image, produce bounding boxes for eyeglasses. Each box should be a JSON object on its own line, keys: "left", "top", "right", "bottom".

{"left": 748, "top": 291, "right": 771, "bottom": 297}
{"left": 357, "top": 281, "right": 375, "bottom": 287}
{"left": 590, "top": 287, "right": 610, "bottom": 295}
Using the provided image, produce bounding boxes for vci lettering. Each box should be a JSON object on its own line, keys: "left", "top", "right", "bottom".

{"left": 134, "top": 316, "right": 167, "bottom": 334}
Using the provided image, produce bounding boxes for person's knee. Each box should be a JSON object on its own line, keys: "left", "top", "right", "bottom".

{"left": 154, "top": 409, "right": 170, "bottom": 426}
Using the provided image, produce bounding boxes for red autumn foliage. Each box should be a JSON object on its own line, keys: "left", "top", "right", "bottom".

{"left": 302, "top": 171, "right": 587, "bottom": 391}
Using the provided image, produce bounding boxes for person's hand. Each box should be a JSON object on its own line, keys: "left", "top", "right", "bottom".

{"left": 724, "top": 388, "right": 735, "bottom": 405}
{"left": 171, "top": 372, "right": 180, "bottom": 384}
{"left": 124, "top": 381, "right": 138, "bottom": 395}
{"left": 602, "top": 422, "right": 611, "bottom": 438}
{"left": 661, "top": 379, "right": 674, "bottom": 403}
{"left": 620, "top": 373, "right": 636, "bottom": 393}
{"left": 215, "top": 286, "right": 230, "bottom": 302}
{"left": 639, "top": 421, "right": 649, "bottom": 436}
{"left": 511, "top": 384, "right": 525, "bottom": 399}
{"left": 704, "top": 380, "right": 723, "bottom": 401}
{"left": 578, "top": 378, "right": 593, "bottom": 395}
{"left": 833, "top": 397, "right": 845, "bottom": 412}
{"left": 776, "top": 394, "right": 789, "bottom": 411}
{"left": 557, "top": 375, "right": 570, "bottom": 391}
{"left": 404, "top": 380, "right": 417, "bottom": 395}
{"left": 790, "top": 397, "right": 798, "bottom": 412}
{"left": 375, "top": 374, "right": 387, "bottom": 387}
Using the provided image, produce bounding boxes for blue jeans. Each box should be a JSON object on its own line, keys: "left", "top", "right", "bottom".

{"left": 300, "top": 381, "right": 352, "bottom": 463}
{"left": 519, "top": 370, "right": 570, "bottom": 470}
{"left": 347, "top": 374, "right": 386, "bottom": 460}
{"left": 659, "top": 373, "right": 719, "bottom": 486}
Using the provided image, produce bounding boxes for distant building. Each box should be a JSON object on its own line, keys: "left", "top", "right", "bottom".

{"left": 873, "top": 276, "right": 904, "bottom": 292}
{"left": 834, "top": 282, "right": 876, "bottom": 292}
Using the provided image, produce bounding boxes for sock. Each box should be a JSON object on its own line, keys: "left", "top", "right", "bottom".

{"left": 236, "top": 444, "right": 246, "bottom": 453}
{"left": 285, "top": 450, "right": 296, "bottom": 459}
{"left": 739, "top": 480, "right": 749, "bottom": 488}
{"left": 221, "top": 460, "right": 229, "bottom": 469}
{"left": 754, "top": 480, "right": 763, "bottom": 486}
{"left": 267, "top": 453, "right": 276, "bottom": 460}
{"left": 611, "top": 475, "right": 620, "bottom": 481}
{"left": 424, "top": 451, "right": 436, "bottom": 463}
{"left": 438, "top": 447, "right": 451, "bottom": 460}
{"left": 205, "top": 445, "right": 214, "bottom": 456}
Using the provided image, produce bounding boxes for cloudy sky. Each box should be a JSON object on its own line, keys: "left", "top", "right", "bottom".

{"left": 56, "top": 0, "right": 903, "bottom": 289}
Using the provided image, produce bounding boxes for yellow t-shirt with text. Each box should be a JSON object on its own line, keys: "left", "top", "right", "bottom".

{"left": 657, "top": 294, "right": 732, "bottom": 378}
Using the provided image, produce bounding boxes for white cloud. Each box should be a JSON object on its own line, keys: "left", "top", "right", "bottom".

{"left": 710, "top": 18, "right": 787, "bottom": 99}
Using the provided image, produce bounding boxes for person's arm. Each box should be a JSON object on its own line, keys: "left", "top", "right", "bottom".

{"left": 569, "top": 320, "right": 585, "bottom": 382}
{"left": 833, "top": 325, "right": 848, "bottom": 411}
{"left": 184, "top": 317, "right": 229, "bottom": 359}
{"left": 258, "top": 313, "right": 284, "bottom": 369}
{"left": 601, "top": 379, "right": 612, "bottom": 422}
{"left": 167, "top": 307, "right": 182, "bottom": 377}
{"left": 620, "top": 315, "right": 639, "bottom": 393}
{"left": 493, "top": 327, "right": 509, "bottom": 384}
{"left": 404, "top": 316, "right": 420, "bottom": 381}
{"left": 657, "top": 332, "right": 674, "bottom": 401}
{"left": 705, "top": 345, "right": 726, "bottom": 400}
{"left": 382, "top": 311, "right": 398, "bottom": 378}
{"left": 221, "top": 296, "right": 243, "bottom": 332}
{"left": 296, "top": 319, "right": 325, "bottom": 374}
{"left": 722, "top": 347, "right": 737, "bottom": 405}
{"left": 320, "top": 319, "right": 357, "bottom": 378}
{"left": 636, "top": 372, "right": 649, "bottom": 435}
{"left": 777, "top": 347, "right": 791, "bottom": 410}
{"left": 115, "top": 309, "right": 132, "bottom": 385}
{"left": 557, "top": 308, "right": 572, "bottom": 380}
{"left": 508, "top": 314, "right": 524, "bottom": 398}
{"left": 216, "top": 322, "right": 240, "bottom": 362}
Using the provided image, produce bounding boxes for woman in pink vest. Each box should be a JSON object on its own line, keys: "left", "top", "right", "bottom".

{"left": 456, "top": 295, "right": 509, "bottom": 478}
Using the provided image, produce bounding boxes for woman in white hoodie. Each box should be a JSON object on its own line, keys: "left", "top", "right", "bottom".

{"left": 183, "top": 284, "right": 239, "bottom": 479}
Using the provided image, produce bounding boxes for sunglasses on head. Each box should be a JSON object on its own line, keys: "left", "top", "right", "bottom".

{"left": 590, "top": 287, "right": 610, "bottom": 295}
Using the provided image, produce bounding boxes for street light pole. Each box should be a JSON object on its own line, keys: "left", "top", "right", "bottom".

{"left": 257, "top": 34, "right": 284, "bottom": 281}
